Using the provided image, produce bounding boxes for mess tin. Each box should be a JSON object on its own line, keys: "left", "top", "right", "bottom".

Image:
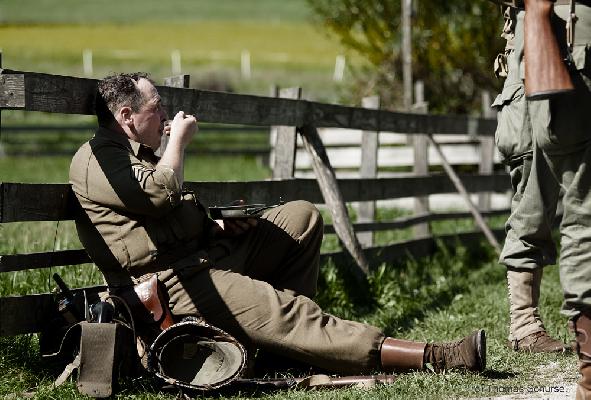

{"left": 209, "top": 204, "right": 277, "bottom": 219}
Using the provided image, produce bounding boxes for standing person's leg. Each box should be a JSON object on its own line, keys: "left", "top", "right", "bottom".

{"left": 502, "top": 152, "right": 563, "bottom": 352}
{"left": 532, "top": 140, "right": 591, "bottom": 398}
{"left": 528, "top": 4, "right": 591, "bottom": 395}
{"left": 493, "top": 37, "right": 564, "bottom": 351}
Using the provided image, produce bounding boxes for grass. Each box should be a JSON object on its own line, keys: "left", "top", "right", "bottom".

{"left": 0, "top": 242, "right": 578, "bottom": 399}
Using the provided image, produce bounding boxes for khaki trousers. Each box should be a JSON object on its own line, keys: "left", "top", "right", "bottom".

{"left": 158, "top": 200, "right": 385, "bottom": 374}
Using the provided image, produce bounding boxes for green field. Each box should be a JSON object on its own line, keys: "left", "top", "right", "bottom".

{"left": 0, "top": 0, "right": 361, "bottom": 101}
{"left": 0, "top": 0, "right": 314, "bottom": 24}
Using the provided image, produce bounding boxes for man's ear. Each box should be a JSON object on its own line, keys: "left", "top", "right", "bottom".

{"left": 118, "top": 106, "right": 133, "bottom": 127}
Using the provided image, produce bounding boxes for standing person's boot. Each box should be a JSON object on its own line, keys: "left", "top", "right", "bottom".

{"left": 507, "top": 267, "right": 568, "bottom": 353}
{"left": 380, "top": 330, "right": 486, "bottom": 373}
{"left": 573, "top": 314, "right": 591, "bottom": 400}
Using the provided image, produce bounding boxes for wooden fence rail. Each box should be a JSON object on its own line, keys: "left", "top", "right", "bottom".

{"left": 0, "top": 70, "right": 497, "bottom": 135}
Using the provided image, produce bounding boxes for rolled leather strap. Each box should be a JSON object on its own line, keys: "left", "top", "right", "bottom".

{"left": 380, "top": 337, "right": 426, "bottom": 370}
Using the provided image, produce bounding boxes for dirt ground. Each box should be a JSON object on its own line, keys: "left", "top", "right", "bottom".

{"left": 471, "top": 361, "right": 580, "bottom": 400}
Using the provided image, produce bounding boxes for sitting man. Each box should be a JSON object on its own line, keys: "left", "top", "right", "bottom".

{"left": 69, "top": 72, "right": 486, "bottom": 375}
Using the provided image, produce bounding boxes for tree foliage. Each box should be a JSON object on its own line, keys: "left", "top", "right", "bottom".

{"left": 308, "top": 0, "right": 505, "bottom": 114}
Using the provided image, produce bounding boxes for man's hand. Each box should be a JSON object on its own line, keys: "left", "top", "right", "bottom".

{"left": 211, "top": 218, "right": 258, "bottom": 238}
{"left": 169, "top": 111, "right": 197, "bottom": 149}
{"left": 157, "top": 110, "right": 197, "bottom": 186}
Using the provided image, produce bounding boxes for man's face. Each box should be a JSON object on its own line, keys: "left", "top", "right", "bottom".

{"left": 132, "top": 78, "right": 168, "bottom": 150}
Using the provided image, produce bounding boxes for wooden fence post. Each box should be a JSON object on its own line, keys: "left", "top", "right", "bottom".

{"left": 412, "top": 81, "right": 430, "bottom": 238}
{"left": 357, "top": 95, "right": 380, "bottom": 247}
{"left": 0, "top": 51, "right": 4, "bottom": 158}
{"left": 426, "top": 134, "right": 502, "bottom": 253}
{"left": 268, "top": 85, "right": 279, "bottom": 171}
{"left": 271, "top": 87, "right": 301, "bottom": 179}
{"left": 156, "top": 74, "right": 190, "bottom": 157}
{"left": 298, "top": 124, "right": 370, "bottom": 280}
{"left": 171, "top": 50, "right": 182, "bottom": 76}
{"left": 479, "top": 91, "right": 495, "bottom": 211}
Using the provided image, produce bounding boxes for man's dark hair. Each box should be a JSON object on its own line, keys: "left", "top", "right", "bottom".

{"left": 95, "top": 72, "right": 153, "bottom": 127}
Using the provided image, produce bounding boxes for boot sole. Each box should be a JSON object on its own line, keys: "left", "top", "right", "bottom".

{"left": 474, "top": 329, "right": 486, "bottom": 372}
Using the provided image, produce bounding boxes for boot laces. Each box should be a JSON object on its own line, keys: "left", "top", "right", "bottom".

{"left": 429, "top": 339, "right": 465, "bottom": 371}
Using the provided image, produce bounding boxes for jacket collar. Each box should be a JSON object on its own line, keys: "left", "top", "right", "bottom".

{"left": 95, "top": 127, "right": 146, "bottom": 158}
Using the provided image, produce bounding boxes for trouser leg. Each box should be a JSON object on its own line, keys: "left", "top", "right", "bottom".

{"left": 500, "top": 151, "right": 560, "bottom": 347}
{"left": 209, "top": 200, "right": 323, "bottom": 299}
{"left": 550, "top": 146, "right": 591, "bottom": 318}
{"left": 162, "top": 200, "right": 384, "bottom": 375}
{"left": 164, "top": 266, "right": 385, "bottom": 375}
{"left": 500, "top": 157, "right": 559, "bottom": 272}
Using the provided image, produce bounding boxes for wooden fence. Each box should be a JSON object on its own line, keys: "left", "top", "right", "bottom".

{"left": 0, "top": 68, "right": 510, "bottom": 336}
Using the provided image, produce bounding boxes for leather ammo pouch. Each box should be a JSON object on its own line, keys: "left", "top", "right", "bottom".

{"left": 71, "top": 276, "right": 174, "bottom": 397}
{"left": 76, "top": 321, "right": 135, "bottom": 397}
{"left": 50, "top": 321, "right": 136, "bottom": 398}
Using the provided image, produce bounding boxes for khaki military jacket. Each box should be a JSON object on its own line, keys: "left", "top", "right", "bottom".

{"left": 70, "top": 127, "right": 213, "bottom": 286}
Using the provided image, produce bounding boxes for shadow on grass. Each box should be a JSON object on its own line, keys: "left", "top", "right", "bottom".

{"left": 0, "top": 335, "right": 57, "bottom": 396}
{"left": 315, "top": 238, "right": 501, "bottom": 335}
{"left": 481, "top": 370, "right": 519, "bottom": 379}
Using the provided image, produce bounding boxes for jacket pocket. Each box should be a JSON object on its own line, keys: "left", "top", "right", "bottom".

{"left": 535, "top": 45, "right": 591, "bottom": 154}
{"left": 492, "top": 82, "right": 532, "bottom": 163}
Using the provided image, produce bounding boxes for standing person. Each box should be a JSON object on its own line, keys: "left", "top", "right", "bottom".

{"left": 492, "top": 5, "right": 568, "bottom": 353}
{"left": 527, "top": 2, "right": 591, "bottom": 397}
{"left": 493, "top": 0, "right": 591, "bottom": 397}
{"left": 69, "top": 72, "right": 487, "bottom": 377}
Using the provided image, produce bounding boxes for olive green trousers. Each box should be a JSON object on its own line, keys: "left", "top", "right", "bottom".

{"left": 527, "top": 4, "right": 591, "bottom": 318}
{"left": 493, "top": 9, "right": 558, "bottom": 340}
{"left": 158, "top": 200, "right": 385, "bottom": 374}
{"left": 494, "top": 8, "right": 559, "bottom": 273}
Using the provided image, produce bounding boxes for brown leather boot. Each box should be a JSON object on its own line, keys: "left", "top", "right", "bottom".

{"left": 508, "top": 331, "right": 570, "bottom": 353}
{"left": 424, "top": 330, "right": 486, "bottom": 372}
{"left": 380, "top": 330, "right": 486, "bottom": 373}
{"left": 506, "top": 268, "right": 570, "bottom": 353}
{"left": 573, "top": 314, "right": 591, "bottom": 400}
{"left": 380, "top": 338, "right": 426, "bottom": 371}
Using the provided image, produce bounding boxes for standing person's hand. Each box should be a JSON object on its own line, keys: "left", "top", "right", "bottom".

{"left": 169, "top": 111, "right": 197, "bottom": 148}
